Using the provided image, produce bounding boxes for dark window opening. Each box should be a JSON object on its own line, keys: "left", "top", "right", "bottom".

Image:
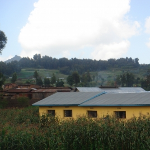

{"left": 114, "top": 111, "right": 126, "bottom": 118}
{"left": 64, "top": 110, "right": 72, "bottom": 117}
{"left": 48, "top": 110, "right": 55, "bottom": 116}
{"left": 88, "top": 111, "right": 97, "bottom": 118}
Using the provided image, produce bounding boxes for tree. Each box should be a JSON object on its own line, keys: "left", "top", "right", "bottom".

{"left": 0, "top": 73, "right": 5, "bottom": 90}
{"left": 80, "top": 71, "right": 92, "bottom": 86}
{"left": 0, "top": 30, "right": 7, "bottom": 53}
{"left": 67, "top": 75, "right": 74, "bottom": 86}
{"left": 36, "top": 77, "right": 43, "bottom": 86}
{"left": 51, "top": 73, "right": 56, "bottom": 85}
{"left": 33, "top": 71, "right": 39, "bottom": 79}
{"left": 71, "top": 71, "right": 80, "bottom": 86}
{"left": 116, "top": 72, "right": 135, "bottom": 87}
{"left": 44, "top": 78, "right": 50, "bottom": 87}
{"left": 86, "top": 71, "right": 92, "bottom": 82}
{"left": 56, "top": 79, "right": 64, "bottom": 87}
{"left": 141, "top": 69, "right": 150, "bottom": 91}
{"left": 11, "top": 72, "right": 17, "bottom": 83}
{"left": 33, "top": 54, "right": 41, "bottom": 61}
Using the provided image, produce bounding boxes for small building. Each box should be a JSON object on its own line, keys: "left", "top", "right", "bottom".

{"left": 5, "top": 89, "right": 32, "bottom": 99}
{"left": 31, "top": 88, "right": 71, "bottom": 100}
{"left": 32, "top": 92, "right": 150, "bottom": 119}
{"left": 4, "top": 83, "right": 17, "bottom": 90}
{"left": 18, "top": 84, "right": 41, "bottom": 89}
{"left": 76, "top": 87, "right": 146, "bottom": 93}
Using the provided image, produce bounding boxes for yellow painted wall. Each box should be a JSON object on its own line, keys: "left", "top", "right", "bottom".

{"left": 39, "top": 106, "right": 150, "bottom": 119}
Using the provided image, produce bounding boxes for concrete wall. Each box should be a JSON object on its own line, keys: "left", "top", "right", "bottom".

{"left": 39, "top": 106, "right": 150, "bottom": 119}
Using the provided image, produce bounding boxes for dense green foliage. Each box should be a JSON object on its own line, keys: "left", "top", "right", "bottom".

{"left": 0, "top": 54, "right": 142, "bottom": 77}
{"left": 1, "top": 107, "right": 150, "bottom": 149}
{"left": 116, "top": 72, "right": 135, "bottom": 87}
{"left": 0, "top": 30, "right": 7, "bottom": 53}
{"left": 44, "top": 78, "right": 51, "bottom": 87}
{"left": 56, "top": 79, "right": 64, "bottom": 87}
{"left": 51, "top": 73, "right": 56, "bottom": 85}
{"left": 1, "top": 53, "right": 150, "bottom": 88}
{"left": 11, "top": 72, "right": 17, "bottom": 83}
{"left": 0, "top": 73, "right": 5, "bottom": 89}
{"left": 0, "top": 61, "right": 21, "bottom": 77}
{"left": 67, "top": 71, "right": 80, "bottom": 86}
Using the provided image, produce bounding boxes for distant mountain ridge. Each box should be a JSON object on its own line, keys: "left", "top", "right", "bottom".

{"left": 5, "top": 55, "right": 21, "bottom": 63}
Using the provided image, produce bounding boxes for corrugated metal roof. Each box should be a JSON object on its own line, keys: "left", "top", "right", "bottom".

{"left": 31, "top": 89, "right": 71, "bottom": 92}
{"left": 77, "top": 87, "right": 102, "bottom": 92}
{"left": 33, "top": 92, "right": 150, "bottom": 107}
{"left": 31, "top": 89, "right": 57, "bottom": 93}
{"left": 79, "top": 93, "right": 150, "bottom": 106}
{"left": 32, "top": 92, "right": 101, "bottom": 106}
{"left": 6, "top": 89, "right": 32, "bottom": 93}
{"left": 77, "top": 87, "right": 146, "bottom": 93}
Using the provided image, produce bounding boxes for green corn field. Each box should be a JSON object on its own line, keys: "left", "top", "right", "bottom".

{"left": 0, "top": 106, "right": 150, "bottom": 150}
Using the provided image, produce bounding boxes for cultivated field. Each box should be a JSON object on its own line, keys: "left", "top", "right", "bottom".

{"left": 6, "top": 67, "right": 147, "bottom": 86}
{"left": 0, "top": 106, "right": 150, "bottom": 149}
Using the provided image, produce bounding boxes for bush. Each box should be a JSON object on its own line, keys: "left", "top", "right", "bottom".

{"left": 17, "top": 96, "right": 29, "bottom": 107}
{"left": 0, "top": 99, "right": 8, "bottom": 108}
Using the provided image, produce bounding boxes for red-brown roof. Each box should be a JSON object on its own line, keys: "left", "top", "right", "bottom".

{"left": 31, "top": 89, "right": 71, "bottom": 93}
{"left": 31, "top": 89, "right": 57, "bottom": 93}
{"left": 6, "top": 89, "right": 32, "bottom": 93}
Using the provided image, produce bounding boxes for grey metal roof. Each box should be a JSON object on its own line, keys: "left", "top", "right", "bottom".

{"left": 77, "top": 87, "right": 146, "bottom": 93}
{"left": 79, "top": 93, "right": 150, "bottom": 106}
{"left": 33, "top": 92, "right": 150, "bottom": 107}
{"left": 77, "top": 87, "right": 103, "bottom": 92}
{"left": 32, "top": 92, "right": 101, "bottom": 106}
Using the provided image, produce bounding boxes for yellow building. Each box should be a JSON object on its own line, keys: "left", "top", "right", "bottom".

{"left": 32, "top": 92, "right": 150, "bottom": 119}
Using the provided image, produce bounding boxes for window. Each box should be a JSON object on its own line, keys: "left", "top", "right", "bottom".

{"left": 48, "top": 110, "right": 55, "bottom": 116}
{"left": 114, "top": 111, "right": 126, "bottom": 119}
{"left": 64, "top": 110, "right": 72, "bottom": 117}
{"left": 88, "top": 111, "right": 97, "bottom": 118}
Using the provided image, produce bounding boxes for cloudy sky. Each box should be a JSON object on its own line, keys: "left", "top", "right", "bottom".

{"left": 0, "top": 0, "right": 150, "bottom": 64}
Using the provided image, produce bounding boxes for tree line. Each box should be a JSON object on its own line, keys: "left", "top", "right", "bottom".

{"left": 32, "top": 71, "right": 64, "bottom": 87}
{"left": 0, "top": 54, "right": 143, "bottom": 77}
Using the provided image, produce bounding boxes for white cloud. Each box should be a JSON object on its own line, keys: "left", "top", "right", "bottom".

{"left": 19, "top": 0, "right": 139, "bottom": 60}
{"left": 145, "top": 17, "right": 150, "bottom": 48}
{"left": 145, "top": 17, "right": 150, "bottom": 34}
{"left": 92, "top": 41, "right": 130, "bottom": 60}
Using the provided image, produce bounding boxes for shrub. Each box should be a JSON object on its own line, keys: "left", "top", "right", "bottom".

{"left": 17, "top": 96, "right": 29, "bottom": 107}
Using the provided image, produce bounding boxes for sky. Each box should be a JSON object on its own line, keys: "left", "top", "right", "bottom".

{"left": 0, "top": 0, "right": 150, "bottom": 64}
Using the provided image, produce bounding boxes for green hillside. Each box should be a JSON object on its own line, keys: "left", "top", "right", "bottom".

{"left": 6, "top": 66, "right": 148, "bottom": 86}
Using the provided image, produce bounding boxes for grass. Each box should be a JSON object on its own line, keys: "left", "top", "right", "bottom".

{"left": 0, "top": 106, "right": 150, "bottom": 149}
{"left": 10, "top": 68, "right": 68, "bottom": 84}
{"left": 17, "top": 68, "right": 68, "bottom": 79}
{"left": 5, "top": 67, "right": 148, "bottom": 85}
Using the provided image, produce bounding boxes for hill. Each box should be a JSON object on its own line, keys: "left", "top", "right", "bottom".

{"left": 5, "top": 55, "right": 21, "bottom": 63}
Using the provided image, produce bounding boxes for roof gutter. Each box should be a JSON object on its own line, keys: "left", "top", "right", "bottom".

{"left": 79, "top": 104, "right": 150, "bottom": 107}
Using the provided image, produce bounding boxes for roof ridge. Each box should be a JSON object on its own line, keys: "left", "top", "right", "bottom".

{"left": 79, "top": 91, "right": 106, "bottom": 106}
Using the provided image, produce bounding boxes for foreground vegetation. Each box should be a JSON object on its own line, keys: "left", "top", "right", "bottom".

{"left": 0, "top": 106, "right": 150, "bottom": 149}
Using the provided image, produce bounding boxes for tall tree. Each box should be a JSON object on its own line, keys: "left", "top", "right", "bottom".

{"left": 51, "top": 73, "right": 56, "bottom": 85}
{"left": 67, "top": 75, "right": 74, "bottom": 86}
{"left": 56, "top": 79, "right": 64, "bottom": 87}
{"left": 116, "top": 72, "right": 135, "bottom": 87}
{"left": 11, "top": 72, "right": 17, "bottom": 83}
{"left": 33, "top": 71, "right": 39, "bottom": 79}
{"left": 141, "top": 69, "right": 150, "bottom": 91}
{"left": 44, "top": 78, "right": 50, "bottom": 87}
{"left": 0, "top": 73, "right": 5, "bottom": 89}
{"left": 0, "top": 30, "right": 7, "bottom": 53}
{"left": 71, "top": 71, "right": 80, "bottom": 86}
{"left": 36, "top": 77, "right": 43, "bottom": 86}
